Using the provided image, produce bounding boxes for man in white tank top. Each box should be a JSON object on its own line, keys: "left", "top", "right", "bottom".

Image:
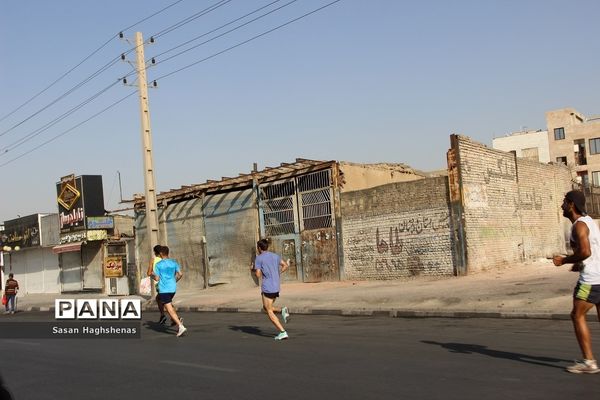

{"left": 553, "top": 190, "right": 600, "bottom": 374}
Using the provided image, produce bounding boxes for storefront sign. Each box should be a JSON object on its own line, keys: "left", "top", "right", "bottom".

{"left": 60, "top": 231, "right": 87, "bottom": 244}
{"left": 56, "top": 174, "right": 105, "bottom": 233}
{"left": 1, "top": 214, "right": 41, "bottom": 248}
{"left": 87, "top": 216, "right": 114, "bottom": 230}
{"left": 87, "top": 230, "right": 108, "bottom": 241}
{"left": 104, "top": 257, "right": 124, "bottom": 277}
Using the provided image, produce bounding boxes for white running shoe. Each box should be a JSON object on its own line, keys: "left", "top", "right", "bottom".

{"left": 566, "top": 359, "right": 600, "bottom": 374}
{"left": 177, "top": 324, "right": 187, "bottom": 337}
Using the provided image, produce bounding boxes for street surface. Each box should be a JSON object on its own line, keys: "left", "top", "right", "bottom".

{"left": 1, "top": 312, "right": 599, "bottom": 399}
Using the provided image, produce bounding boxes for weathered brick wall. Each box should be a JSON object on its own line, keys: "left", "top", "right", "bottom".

{"left": 454, "top": 135, "right": 571, "bottom": 272}
{"left": 515, "top": 157, "right": 572, "bottom": 260}
{"left": 341, "top": 177, "right": 454, "bottom": 280}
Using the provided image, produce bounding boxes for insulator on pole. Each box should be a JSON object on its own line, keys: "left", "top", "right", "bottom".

{"left": 152, "top": 80, "right": 157, "bottom": 88}
{"left": 119, "top": 32, "right": 124, "bottom": 39}
{"left": 151, "top": 58, "right": 156, "bottom": 64}
{"left": 122, "top": 78, "right": 127, "bottom": 85}
{"left": 150, "top": 36, "right": 155, "bottom": 43}
{"left": 121, "top": 53, "right": 126, "bottom": 61}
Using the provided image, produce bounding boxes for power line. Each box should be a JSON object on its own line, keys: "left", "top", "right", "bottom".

{"left": 152, "top": 0, "right": 233, "bottom": 39}
{"left": 120, "top": 0, "right": 186, "bottom": 33}
{"left": 0, "top": 58, "right": 121, "bottom": 139}
{"left": 0, "top": 81, "right": 121, "bottom": 154}
{"left": 150, "top": 0, "right": 297, "bottom": 65}
{"left": 152, "top": 0, "right": 284, "bottom": 60}
{"left": 0, "top": 0, "right": 186, "bottom": 126}
{"left": 0, "top": 0, "right": 344, "bottom": 168}
{"left": 0, "top": 92, "right": 136, "bottom": 168}
{"left": 154, "top": 0, "right": 343, "bottom": 82}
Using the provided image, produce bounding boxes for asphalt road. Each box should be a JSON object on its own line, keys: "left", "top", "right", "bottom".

{"left": 1, "top": 312, "right": 599, "bottom": 400}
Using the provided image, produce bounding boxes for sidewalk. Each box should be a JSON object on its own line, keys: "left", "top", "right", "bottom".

{"left": 6, "top": 259, "right": 581, "bottom": 319}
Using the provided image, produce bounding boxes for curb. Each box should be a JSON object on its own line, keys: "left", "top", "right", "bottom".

{"left": 16, "top": 305, "right": 573, "bottom": 320}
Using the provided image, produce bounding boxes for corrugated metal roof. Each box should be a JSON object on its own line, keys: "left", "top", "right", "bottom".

{"left": 134, "top": 158, "right": 336, "bottom": 209}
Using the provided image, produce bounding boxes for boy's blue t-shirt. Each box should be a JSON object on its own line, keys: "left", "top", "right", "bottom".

{"left": 153, "top": 258, "right": 181, "bottom": 293}
{"left": 255, "top": 251, "right": 281, "bottom": 293}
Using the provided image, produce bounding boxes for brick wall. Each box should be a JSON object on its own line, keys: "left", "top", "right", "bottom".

{"left": 453, "top": 135, "right": 572, "bottom": 272}
{"left": 340, "top": 177, "right": 454, "bottom": 279}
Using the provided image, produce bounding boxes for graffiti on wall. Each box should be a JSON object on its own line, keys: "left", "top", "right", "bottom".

{"left": 483, "top": 158, "right": 516, "bottom": 184}
{"left": 375, "top": 212, "right": 450, "bottom": 254}
{"left": 515, "top": 188, "right": 543, "bottom": 211}
{"left": 333, "top": 210, "right": 452, "bottom": 277}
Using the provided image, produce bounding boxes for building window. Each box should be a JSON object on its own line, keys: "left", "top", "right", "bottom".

{"left": 556, "top": 156, "right": 567, "bottom": 165}
{"left": 590, "top": 138, "right": 600, "bottom": 155}
{"left": 593, "top": 171, "right": 600, "bottom": 187}
{"left": 554, "top": 127, "right": 565, "bottom": 140}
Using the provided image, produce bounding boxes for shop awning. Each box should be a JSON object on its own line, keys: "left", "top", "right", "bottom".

{"left": 52, "top": 242, "right": 83, "bottom": 254}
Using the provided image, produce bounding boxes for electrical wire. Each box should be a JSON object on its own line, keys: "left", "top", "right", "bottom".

{"left": 151, "top": 0, "right": 283, "bottom": 60}
{"left": 154, "top": 0, "right": 342, "bottom": 82}
{"left": 0, "top": 58, "right": 121, "bottom": 139}
{"left": 0, "top": 92, "right": 136, "bottom": 168}
{"left": 0, "top": 0, "right": 186, "bottom": 127}
{"left": 0, "top": 0, "right": 344, "bottom": 168}
{"left": 0, "top": 81, "right": 122, "bottom": 154}
{"left": 150, "top": 0, "right": 297, "bottom": 65}
{"left": 152, "top": 0, "right": 232, "bottom": 39}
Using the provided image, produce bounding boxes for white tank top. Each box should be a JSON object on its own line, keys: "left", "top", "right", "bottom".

{"left": 571, "top": 215, "right": 600, "bottom": 285}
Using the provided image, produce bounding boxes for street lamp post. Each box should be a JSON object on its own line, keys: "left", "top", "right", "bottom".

{"left": 2, "top": 246, "right": 20, "bottom": 272}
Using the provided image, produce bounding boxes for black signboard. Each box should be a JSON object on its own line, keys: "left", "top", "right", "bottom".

{"left": 1, "top": 214, "right": 41, "bottom": 249}
{"left": 56, "top": 175, "right": 105, "bottom": 233}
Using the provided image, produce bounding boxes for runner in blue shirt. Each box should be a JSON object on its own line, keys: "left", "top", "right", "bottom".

{"left": 153, "top": 246, "right": 187, "bottom": 337}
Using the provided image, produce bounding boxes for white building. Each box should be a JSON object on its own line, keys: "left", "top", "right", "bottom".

{"left": 492, "top": 129, "right": 550, "bottom": 163}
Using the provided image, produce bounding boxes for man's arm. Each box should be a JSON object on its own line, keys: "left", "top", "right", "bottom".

{"left": 254, "top": 268, "right": 262, "bottom": 279}
{"left": 175, "top": 271, "right": 183, "bottom": 282}
{"left": 279, "top": 258, "right": 289, "bottom": 273}
{"left": 147, "top": 259, "right": 155, "bottom": 277}
{"left": 553, "top": 221, "right": 591, "bottom": 266}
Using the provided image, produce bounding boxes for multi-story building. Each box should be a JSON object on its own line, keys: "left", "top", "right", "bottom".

{"left": 492, "top": 129, "right": 550, "bottom": 163}
{"left": 547, "top": 108, "right": 600, "bottom": 186}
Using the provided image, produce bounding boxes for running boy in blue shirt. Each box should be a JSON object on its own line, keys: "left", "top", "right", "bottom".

{"left": 153, "top": 246, "right": 187, "bottom": 337}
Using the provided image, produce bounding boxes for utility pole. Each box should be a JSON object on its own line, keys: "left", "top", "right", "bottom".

{"left": 134, "top": 32, "right": 160, "bottom": 257}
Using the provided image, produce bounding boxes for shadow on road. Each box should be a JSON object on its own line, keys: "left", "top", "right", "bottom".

{"left": 421, "top": 340, "right": 570, "bottom": 369}
{"left": 142, "top": 320, "right": 172, "bottom": 333}
{"left": 229, "top": 325, "right": 272, "bottom": 338}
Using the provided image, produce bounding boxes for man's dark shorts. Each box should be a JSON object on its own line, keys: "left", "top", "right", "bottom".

{"left": 573, "top": 282, "right": 600, "bottom": 304}
{"left": 158, "top": 292, "right": 176, "bottom": 304}
{"left": 262, "top": 292, "right": 279, "bottom": 299}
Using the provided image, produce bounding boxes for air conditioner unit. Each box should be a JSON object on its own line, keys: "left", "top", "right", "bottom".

{"left": 106, "top": 277, "right": 129, "bottom": 296}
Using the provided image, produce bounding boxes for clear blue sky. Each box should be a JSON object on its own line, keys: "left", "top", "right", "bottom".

{"left": 1, "top": 0, "right": 599, "bottom": 222}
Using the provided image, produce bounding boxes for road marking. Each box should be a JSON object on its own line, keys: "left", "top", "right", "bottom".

{"left": 161, "top": 360, "right": 237, "bottom": 373}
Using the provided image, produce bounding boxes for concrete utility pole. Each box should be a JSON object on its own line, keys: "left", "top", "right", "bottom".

{"left": 134, "top": 32, "right": 160, "bottom": 255}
